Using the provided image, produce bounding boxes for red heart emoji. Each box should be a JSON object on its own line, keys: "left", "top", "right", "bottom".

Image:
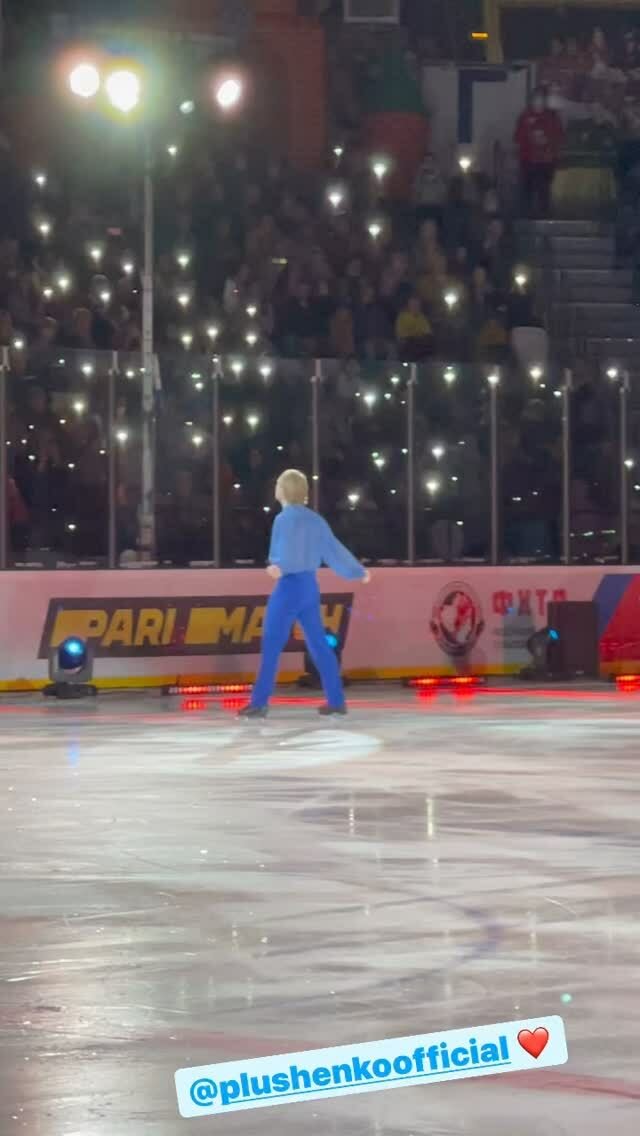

{"left": 517, "top": 1027, "right": 550, "bottom": 1059}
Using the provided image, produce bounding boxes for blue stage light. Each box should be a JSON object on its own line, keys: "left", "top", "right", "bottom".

{"left": 521, "top": 624, "right": 562, "bottom": 679}
{"left": 299, "top": 629, "right": 346, "bottom": 688}
{"left": 45, "top": 635, "right": 95, "bottom": 698}
{"left": 58, "top": 637, "right": 87, "bottom": 671}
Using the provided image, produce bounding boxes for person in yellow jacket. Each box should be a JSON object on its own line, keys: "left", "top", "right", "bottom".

{"left": 395, "top": 295, "right": 433, "bottom": 359}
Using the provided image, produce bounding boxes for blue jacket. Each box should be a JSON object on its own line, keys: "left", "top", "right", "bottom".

{"left": 268, "top": 505, "right": 366, "bottom": 580}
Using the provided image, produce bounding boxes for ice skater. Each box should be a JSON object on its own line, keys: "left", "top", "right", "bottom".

{"left": 239, "top": 469, "right": 370, "bottom": 719}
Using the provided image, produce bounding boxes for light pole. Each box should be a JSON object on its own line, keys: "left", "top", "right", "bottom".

{"left": 140, "top": 128, "right": 155, "bottom": 559}
{"left": 66, "top": 59, "right": 244, "bottom": 561}
{"left": 67, "top": 60, "right": 156, "bottom": 558}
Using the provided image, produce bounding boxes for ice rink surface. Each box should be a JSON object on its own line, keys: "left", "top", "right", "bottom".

{"left": 1, "top": 684, "right": 639, "bottom": 1134}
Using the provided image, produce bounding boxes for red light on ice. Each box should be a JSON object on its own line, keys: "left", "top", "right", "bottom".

{"left": 616, "top": 674, "right": 640, "bottom": 692}
{"left": 222, "top": 697, "right": 248, "bottom": 712}
{"left": 409, "top": 675, "right": 481, "bottom": 690}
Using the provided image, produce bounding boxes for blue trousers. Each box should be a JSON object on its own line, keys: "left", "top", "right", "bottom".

{"left": 251, "top": 572, "right": 344, "bottom": 709}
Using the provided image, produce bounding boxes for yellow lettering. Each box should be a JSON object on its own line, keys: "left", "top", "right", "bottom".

{"left": 50, "top": 609, "right": 108, "bottom": 648}
{"left": 242, "top": 605, "right": 265, "bottom": 644}
{"left": 186, "top": 606, "right": 246, "bottom": 646}
{"left": 162, "top": 607, "right": 177, "bottom": 645}
{"left": 103, "top": 609, "right": 134, "bottom": 648}
{"left": 133, "top": 609, "right": 164, "bottom": 647}
{"left": 321, "top": 604, "right": 344, "bottom": 636}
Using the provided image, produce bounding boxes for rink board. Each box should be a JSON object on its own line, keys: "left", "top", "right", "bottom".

{"left": 0, "top": 566, "right": 639, "bottom": 690}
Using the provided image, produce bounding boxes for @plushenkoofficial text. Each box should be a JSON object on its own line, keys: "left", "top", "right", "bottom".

{"left": 175, "top": 1016, "right": 568, "bottom": 1118}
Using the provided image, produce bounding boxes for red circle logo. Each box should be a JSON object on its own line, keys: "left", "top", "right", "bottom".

{"left": 430, "top": 582, "right": 485, "bottom": 658}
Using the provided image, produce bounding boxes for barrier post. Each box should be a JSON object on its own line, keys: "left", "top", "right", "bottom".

{"left": 407, "top": 364, "right": 417, "bottom": 565}
{"left": 0, "top": 346, "right": 8, "bottom": 571}
{"left": 620, "top": 370, "right": 630, "bottom": 565}
{"left": 562, "top": 368, "right": 572, "bottom": 565}
{"left": 107, "top": 353, "right": 117, "bottom": 569}
{"left": 312, "top": 359, "right": 321, "bottom": 511}
{"left": 139, "top": 129, "right": 156, "bottom": 560}
{"left": 489, "top": 369, "right": 499, "bottom": 565}
{"left": 212, "top": 358, "right": 222, "bottom": 568}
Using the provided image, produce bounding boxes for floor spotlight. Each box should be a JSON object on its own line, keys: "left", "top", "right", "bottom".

{"left": 298, "top": 630, "right": 349, "bottom": 689}
{"left": 44, "top": 637, "right": 97, "bottom": 699}
{"left": 520, "top": 627, "right": 560, "bottom": 680}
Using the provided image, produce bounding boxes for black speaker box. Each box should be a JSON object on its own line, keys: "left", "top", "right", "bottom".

{"left": 546, "top": 601, "right": 600, "bottom": 678}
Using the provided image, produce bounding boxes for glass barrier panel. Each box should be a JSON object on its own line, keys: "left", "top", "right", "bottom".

{"left": 499, "top": 363, "right": 562, "bottom": 564}
{"left": 317, "top": 360, "right": 409, "bottom": 563}
{"left": 414, "top": 362, "right": 491, "bottom": 563}
{"left": 7, "top": 347, "right": 112, "bottom": 568}
{"left": 626, "top": 371, "right": 640, "bottom": 564}
{"left": 2, "top": 349, "right": 626, "bottom": 570}
{"left": 155, "top": 351, "right": 213, "bottom": 566}
{"left": 570, "top": 361, "right": 620, "bottom": 564}
{"left": 218, "top": 357, "right": 313, "bottom": 566}
{"left": 112, "top": 353, "right": 144, "bottom": 566}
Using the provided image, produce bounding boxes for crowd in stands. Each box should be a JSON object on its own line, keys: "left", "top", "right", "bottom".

{"left": 3, "top": 82, "right": 625, "bottom": 568}
{"left": 0, "top": 130, "right": 528, "bottom": 365}
{"left": 515, "top": 23, "right": 640, "bottom": 222}
{"left": 0, "top": 95, "right": 553, "bottom": 567}
{"left": 537, "top": 24, "right": 640, "bottom": 129}
{"left": 0, "top": 8, "right": 630, "bottom": 569}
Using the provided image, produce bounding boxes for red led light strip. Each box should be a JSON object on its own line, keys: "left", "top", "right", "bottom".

{"left": 407, "top": 676, "right": 484, "bottom": 689}
{"left": 166, "top": 683, "right": 252, "bottom": 696}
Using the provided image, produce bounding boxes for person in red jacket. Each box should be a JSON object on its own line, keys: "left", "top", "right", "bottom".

{"left": 514, "top": 88, "right": 564, "bottom": 217}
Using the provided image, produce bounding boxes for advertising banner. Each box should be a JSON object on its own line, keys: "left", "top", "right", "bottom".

{"left": 38, "top": 593, "right": 353, "bottom": 659}
{"left": 1, "top": 566, "right": 639, "bottom": 690}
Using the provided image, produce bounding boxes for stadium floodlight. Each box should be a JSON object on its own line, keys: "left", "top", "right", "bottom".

{"left": 105, "top": 69, "right": 141, "bottom": 113}
{"left": 69, "top": 62, "right": 101, "bottom": 99}
{"left": 215, "top": 76, "right": 244, "bottom": 111}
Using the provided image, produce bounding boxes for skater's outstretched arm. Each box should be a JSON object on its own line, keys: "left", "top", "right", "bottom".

{"left": 319, "top": 518, "right": 368, "bottom": 581}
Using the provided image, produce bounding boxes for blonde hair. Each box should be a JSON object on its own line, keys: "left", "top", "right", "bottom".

{"left": 276, "top": 468, "right": 309, "bottom": 505}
